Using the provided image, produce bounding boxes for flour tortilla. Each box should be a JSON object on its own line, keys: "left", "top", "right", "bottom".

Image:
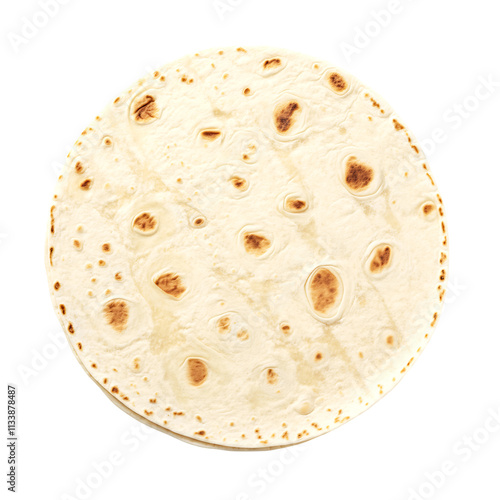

{"left": 46, "top": 46, "right": 448, "bottom": 450}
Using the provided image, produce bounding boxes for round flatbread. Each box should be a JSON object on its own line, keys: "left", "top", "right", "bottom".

{"left": 46, "top": 46, "right": 448, "bottom": 450}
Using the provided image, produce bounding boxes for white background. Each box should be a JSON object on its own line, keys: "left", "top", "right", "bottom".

{"left": 2, "top": 0, "right": 499, "bottom": 499}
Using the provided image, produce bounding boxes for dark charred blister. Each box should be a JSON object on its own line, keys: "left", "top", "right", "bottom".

{"left": 274, "top": 101, "right": 300, "bottom": 134}
{"left": 243, "top": 233, "right": 271, "bottom": 256}
{"left": 133, "top": 95, "right": 159, "bottom": 123}
{"left": 369, "top": 245, "right": 392, "bottom": 273}
{"left": 308, "top": 267, "right": 340, "bottom": 315}
{"left": 345, "top": 157, "right": 374, "bottom": 191}
{"left": 328, "top": 72, "right": 347, "bottom": 93}
{"left": 103, "top": 300, "right": 129, "bottom": 332}
{"left": 154, "top": 273, "right": 186, "bottom": 298}
{"left": 187, "top": 358, "right": 208, "bottom": 386}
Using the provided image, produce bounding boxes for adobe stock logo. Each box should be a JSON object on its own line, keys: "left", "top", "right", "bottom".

{"left": 213, "top": 0, "right": 245, "bottom": 21}
{"left": 420, "top": 75, "right": 499, "bottom": 157}
{"left": 232, "top": 447, "right": 303, "bottom": 500}
{"left": 407, "top": 405, "right": 500, "bottom": 500}
{"left": 8, "top": 0, "right": 72, "bottom": 54}
{"left": 340, "top": 0, "right": 417, "bottom": 63}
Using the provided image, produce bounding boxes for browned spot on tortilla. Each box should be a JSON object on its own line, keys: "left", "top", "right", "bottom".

{"left": 111, "top": 386, "right": 119, "bottom": 393}
{"left": 103, "top": 378, "right": 108, "bottom": 384}
{"left": 285, "top": 197, "right": 307, "bottom": 212}
{"left": 328, "top": 72, "right": 347, "bottom": 92}
{"left": 195, "top": 430, "right": 206, "bottom": 436}
{"left": 386, "top": 335, "right": 394, "bottom": 345}
{"left": 370, "top": 245, "right": 392, "bottom": 273}
{"left": 236, "top": 329, "right": 249, "bottom": 340}
{"left": 201, "top": 130, "right": 221, "bottom": 140}
{"left": 427, "top": 173, "right": 435, "bottom": 185}
{"left": 440, "top": 252, "right": 447, "bottom": 265}
{"left": 422, "top": 203, "right": 435, "bottom": 215}
{"left": 149, "top": 398, "right": 156, "bottom": 403}
{"left": 80, "top": 178, "right": 92, "bottom": 190}
{"left": 154, "top": 273, "right": 186, "bottom": 298}
{"left": 74, "top": 161, "right": 84, "bottom": 174}
{"left": 274, "top": 101, "right": 300, "bottom": 133}
{"left": 266, "top": 368, "right": 278, "bottom": 384}
{"left": 133, "top": 358, "right": 140, "bottom": 370}
{"left": 115, "top": 272, "right": 122, "bottom": 281}
{"left": 231, "top": 176, "right": 247, "bottom": 190}
{"left": 50, "top": 206, "right": 55, "bottom": 234}
{"left": 280, "top": 323, "right": 291, "bottom": 334}
{"left": 282, "top": 431, "right": 289, "bottom": 439}
{"left": 243, "top": 87, "right": 251, "bottom": 95}
{"left": 369, "top": 97, "right": 384, "bottom": 113}
{"left": 309, "top": 267, "right": 339, "bottom": 314}
{"left": 440, "top": 269, "right": 446, "bottom": 281}
{"left": 102, "top": 243, "right": 111, "bottom": 252}
{"left": 133, "top": 95, "right": 158, "bottom": 123}
{"left": 193, "top": 217, "right": 205, "bottom": 226}
{"left": 133, "top": 212, "right": 157, "bottom": 233}
{"left": 98, "top": 260, "right": 106, "bottom": 267}
{"left": 187, "top": 358, "right": 208, "bottom": 386}
{"left": 315, "top": 352, "right": 323, "bottom": 361}
{"left": 49, "top": 247, "right": 54, "bottom": 265}
{"left": 91, "top": 363, "right": 97, "bottom": 369}
{"left": 442, "top": 221, "right": 446, "bottom": 233}
{"left": 345, "top": 157, "right": 374, "bottom": 191}
{"left": 359, "top": 352, "right": 363, "bottom": 358}
{"left": 263, "top": 58, "right": 281, "bottom": 69}
{"left": 67, "top": 323, "right": 74, "bottom": 334}
{"left": 144, "top": 409, "right": 153, "bottom": 416}
{"left": 73, "top": 239, "right": 82, "bottom": 250}
{"left": 431, "top": 312, "right": 438, "bottom": 327}
{"left": 242, "top": 154, "right": 249, "bottom": 160}
{"left": 54, "top": 281, "right": 60, "bottom": 290}
{"left": 237, "top": 47, "right": 247, "bottom": 52}
{"left": 412, "top": 145, "right": 419, "bottom": 154}
{"left": 104, "top": 300, "right": 129, "bottom": 332}
{"left": 393, "top": 119, "right": 404, "bottom": 130}
{"left": 59, "top": 304, "right": 66, "bottom": 315}
{"left": 217, "top": 316, "right": 231, "bottom": 333}
{"left": 76, "top": 342, "right": 82, "bottom": 350}
{"left": 243, "top": 233, "right": 271, "bottom": 256}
